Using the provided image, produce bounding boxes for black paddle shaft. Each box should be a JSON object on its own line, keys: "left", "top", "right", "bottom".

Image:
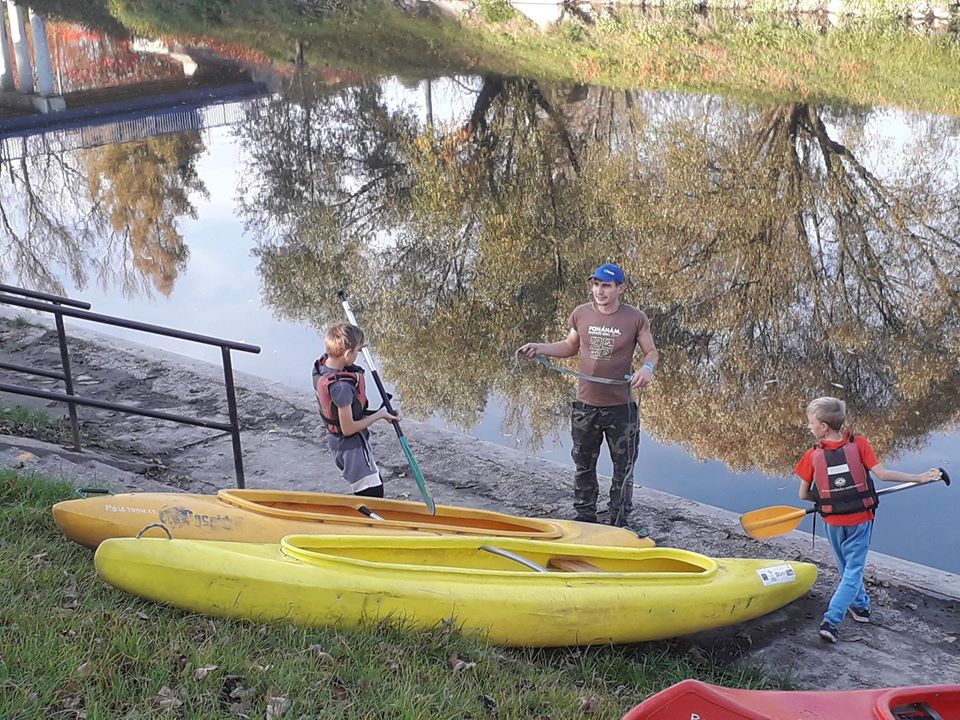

{"left": 368, "top": 369, "right": 404, "bottom": 441}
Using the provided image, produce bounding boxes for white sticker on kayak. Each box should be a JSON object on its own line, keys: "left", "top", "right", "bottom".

{"left": 756, "top": 565, "right": 796, "bottom": 586}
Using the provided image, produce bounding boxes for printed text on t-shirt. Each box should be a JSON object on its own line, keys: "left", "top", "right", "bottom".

{"left": 588, "top": 325, "right": 621, "bottom": 360}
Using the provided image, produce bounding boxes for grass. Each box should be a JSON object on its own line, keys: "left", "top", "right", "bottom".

{"left": 9, "top": 315, "right": 41, "bottom": 329}
{"left": 0, "top": 468, "right": 781, "bottom": 719}
{"left": 96, "top": 0, "right": 960, "bottom": 116}
{"left": 0, "top": 404, "right": 71, "bottom": 444}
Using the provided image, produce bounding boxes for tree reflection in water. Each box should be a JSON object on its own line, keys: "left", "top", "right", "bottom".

{"left": 0, "top": 133, "right": 206, "bottom": 298}
{"left": 244, "top": 76, "right": 960, "bottom": 474}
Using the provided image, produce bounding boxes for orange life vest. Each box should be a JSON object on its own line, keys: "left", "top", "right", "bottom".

{"left": 810, "top": 434, "right": 878, "bottom": 516}
{"left": 312, "top": 356, "right": 368, "bottom": 436}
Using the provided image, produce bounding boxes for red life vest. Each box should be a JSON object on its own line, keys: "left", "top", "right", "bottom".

{"left": 312, "top": 356, "right": 368, "bottom": 436}
{"left": 810, "top": 434, "right": 878, "bottom": 516}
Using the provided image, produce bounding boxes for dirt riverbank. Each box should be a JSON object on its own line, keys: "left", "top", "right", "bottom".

{"left": 0, "top": 309, "right": 957, "bottom": 690}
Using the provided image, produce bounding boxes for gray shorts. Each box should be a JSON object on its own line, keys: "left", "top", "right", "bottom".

{"left": 327, "top": 430, "right": 382, "bottom": 493}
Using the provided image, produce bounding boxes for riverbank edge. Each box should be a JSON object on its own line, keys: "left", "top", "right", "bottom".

{"left": 2, "top": 305, "right": 959, "bottom": 690}
{"left": 2, "top": 305, "right": 957, "bottom": 600}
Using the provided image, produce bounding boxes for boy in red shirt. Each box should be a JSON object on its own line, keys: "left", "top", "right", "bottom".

{"left": 795, "top": 397, "right": 941, "bottom": 644}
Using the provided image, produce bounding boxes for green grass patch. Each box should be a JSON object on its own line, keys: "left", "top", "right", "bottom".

{"left": 0, "top": 404, "right": 70, "bottom": 444}
{"left": 9, "top": 315, "right": 41, "bottom": 329}
{"left": 91, "top": 0, "right": 960, "bottom": 116}
{"left": 0, "top": 468, "right": 780, "bottom": 718}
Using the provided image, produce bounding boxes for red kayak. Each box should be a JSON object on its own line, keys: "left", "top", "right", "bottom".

{"left": 623, "top": 679, "right": 959, "bottom": 720}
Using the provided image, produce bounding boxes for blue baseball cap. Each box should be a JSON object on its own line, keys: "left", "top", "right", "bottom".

{"left": 589, "top": 263, "right": 625, "bottom": 284}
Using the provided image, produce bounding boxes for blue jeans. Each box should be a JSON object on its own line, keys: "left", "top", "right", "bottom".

{"left": 823, "top": 520, "right": 873, "bottom": 626}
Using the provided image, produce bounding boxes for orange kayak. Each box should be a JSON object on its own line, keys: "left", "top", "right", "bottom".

{"left": 623, "top": 679, "right": 959, "bottom": 720}
{"left": 53, "top": 488, "right": 654, "bottom": 549}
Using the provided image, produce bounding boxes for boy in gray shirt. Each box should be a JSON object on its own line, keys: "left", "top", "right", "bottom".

{"left": 312, "top": 323, "right": 397, "bottom": 497}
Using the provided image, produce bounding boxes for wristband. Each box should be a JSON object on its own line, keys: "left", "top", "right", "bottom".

{"left": 642, "top": 361, "right": 656, "bottom": 374}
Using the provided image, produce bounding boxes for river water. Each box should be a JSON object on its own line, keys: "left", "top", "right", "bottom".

{"left": 0, "top": 19, "right": 958, "bottom": 573}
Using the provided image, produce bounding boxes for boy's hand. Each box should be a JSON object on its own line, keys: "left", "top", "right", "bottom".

{"left": 375, "top": 408, "right": 399, "bottom": 423}
{"left": 917, "top": 468, "right": 942, "bottom": 484}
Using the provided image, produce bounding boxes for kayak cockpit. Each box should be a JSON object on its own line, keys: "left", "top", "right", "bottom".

{"left": 280, "top": 535, "right": 717, "bottom": 577}
{"left": 219, "top": 488, "right": 563, "bottom": 537}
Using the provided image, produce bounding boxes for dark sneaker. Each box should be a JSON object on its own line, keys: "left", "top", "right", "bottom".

{"left": 848, "top": 606, "right": 871, "bottom": 623}
{"left": 613, "top": 520, "right": 650, "bottom": 539}
{"left": 819, "top": 622, "right": 839, "bottom": 643}
{"left": 573, "top": 515, "right": 598, "bottom": 524}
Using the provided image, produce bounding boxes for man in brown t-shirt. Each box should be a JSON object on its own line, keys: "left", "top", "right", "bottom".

{"left": 519, "top": 263, "right": 659, "bottom": 533}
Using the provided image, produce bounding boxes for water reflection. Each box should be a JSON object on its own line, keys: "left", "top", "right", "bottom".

{"left": 1, "top": 20, "right": 958, "bottom": 476}
{"left": 246, "top": 77, "right": 960, "bottom": 474}
{"left": 0, "top": 131, "right": 205, "bottom": 297}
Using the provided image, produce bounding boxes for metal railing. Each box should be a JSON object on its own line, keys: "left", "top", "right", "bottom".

{"left": 0, "top": 284, "right": 260, "bottom": 487}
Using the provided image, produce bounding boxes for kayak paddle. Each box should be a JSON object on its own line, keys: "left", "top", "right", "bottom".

{"left": 337, "top": 290, "right": 436, "bottom": 515}
{"left": 740, "top": 468, "right": 951, "bottom": 539}
{"left": 357, "top": 505, "right": 386, "bottom": 521}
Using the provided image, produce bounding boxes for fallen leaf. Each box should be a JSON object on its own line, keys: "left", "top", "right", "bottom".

{"left": 578, "top": 696, "right": 599, "bottom": 713}
{"left": 193, "top": 619, "right": 218, "bottom": 641}
{"left": 136, "top": 611, "right": 150, "bottom": 621}
{"left": 16, "top": 452, "right": 37, "bottom": 463}
{"left": 331, "top": 677, "right": 349, "bottom": 701}
{"left": 194, "top": 664, "right": 219, "bottom": 679}
{"left": 449, "top": 652, "right": 476, "bottom": 674}
{"left": 481, "top": 694, "right": 498, "bottom": 715}
{"left": 152, "top": 686, "right": 182, "bottom": 710}
{"left": 76, "top": 661, "right": 95, "bottom": 678}
{"left": 266, "top": 690, "right": 291, "bottom": 719}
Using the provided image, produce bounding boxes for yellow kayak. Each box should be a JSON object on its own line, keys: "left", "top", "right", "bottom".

{"left": 94, "top": 534, "right": 816, "bottom": 647}
{"left": 53, "top": 489, "right": 652, "bottom": 548}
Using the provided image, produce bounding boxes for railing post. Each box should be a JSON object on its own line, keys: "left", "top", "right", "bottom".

{"left": 53, "top": 307, "right": 81, "bottom": 451}
{"left": 221, "top": 346, "right": 245, "bottom": 488}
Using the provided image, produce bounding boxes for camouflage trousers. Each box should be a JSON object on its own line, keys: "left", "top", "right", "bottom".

{"left": 570, "top": 401, "right": 640, "bottom": 525}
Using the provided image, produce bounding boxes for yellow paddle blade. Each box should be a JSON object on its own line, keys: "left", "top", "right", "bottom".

{"left": 740, "top": 505, "right": 809, "bottom": 539}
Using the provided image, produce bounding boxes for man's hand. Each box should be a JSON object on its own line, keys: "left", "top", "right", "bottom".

{"left": 630, "top": 366, "right": 653, "bottom": 390}
{"left": 517, "top": 342, "right": 543, "bottom": 359}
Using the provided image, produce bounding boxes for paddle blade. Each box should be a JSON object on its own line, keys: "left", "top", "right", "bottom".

{"left": 400, "top": 437, "right": 436, "bottom": 515}
{"left": 740, "top": 505, "right": 809, "bottom": 539}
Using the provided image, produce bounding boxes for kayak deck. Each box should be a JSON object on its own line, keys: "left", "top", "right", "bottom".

{"left": 54, "top": 490, "right": 655, "bottom": 548}
{"left": 95, "top": 536, "right": 816, "bottom": 646}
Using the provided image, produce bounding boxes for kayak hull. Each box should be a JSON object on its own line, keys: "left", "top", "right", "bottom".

{"left": 94, "top": 535, "right": 816, "bottom": 647}
{"left": 53, "top": 489, "right": 653, "bottom": 548}
{"left": 622, "top": 679, "right": 960, "bottom": 720}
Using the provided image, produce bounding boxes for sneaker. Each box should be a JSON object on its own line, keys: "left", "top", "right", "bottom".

{"left": 819, "top": 621, "right": 839, "bottom": 643}
{"left": 613, "top": 520, "right": 651, "bottom": 539}
{"left": 848, "top": 606, "right": 871, "bottom": 623}
{"left": 573, "top": 514, "right": 598, "bottom": 524}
